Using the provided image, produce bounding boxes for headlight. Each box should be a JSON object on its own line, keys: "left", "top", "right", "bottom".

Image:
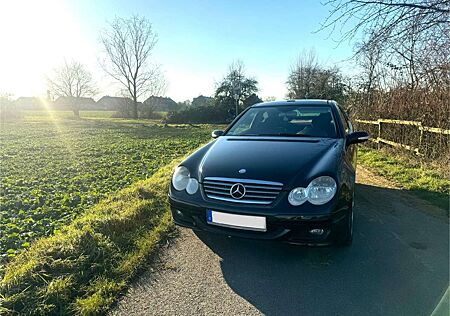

{"left": 186, "top": 178, "right": 199, "bottom": 195}
{"left": 288, "top": 176, "right": 337, "bottom": 206}
{"left": 172, "top": 166, "right": 190, "bottom": 191}
{"left": 288, "top": 187, "right": 308, "bottom": 206}
{"left": 172, "top": 166, "right": 199, "bottom": 194}
{"left": 307, "top": 176, "right": 337, "bottom": 205}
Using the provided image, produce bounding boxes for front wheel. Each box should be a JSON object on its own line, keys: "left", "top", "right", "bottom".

{"left": 335, "top": 207, "right": 353, "bottom": 247}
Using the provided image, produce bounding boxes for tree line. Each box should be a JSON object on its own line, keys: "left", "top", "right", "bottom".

{"left": 322, "top": 0, "right": 449, "bottom": 161}
{"left": 326, "top": 0, "right": 449, "bottom": 125}
{"left": 3, "top": 1, "right": 448, "bottom": 132}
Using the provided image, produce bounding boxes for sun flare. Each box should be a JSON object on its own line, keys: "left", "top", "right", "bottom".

{"left": 0, "top": 1, "right": 92, "bottom": 98}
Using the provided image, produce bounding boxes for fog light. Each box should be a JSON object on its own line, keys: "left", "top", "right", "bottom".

{"left": 175, "top": 210, "right": 183, "bottom": 217}
{"left": 309, "top": 229, "right": 324, "bottom": 235}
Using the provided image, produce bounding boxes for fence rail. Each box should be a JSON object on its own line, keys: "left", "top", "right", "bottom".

{"left": 355, "top": 118, "right": 450, "bottom": 156}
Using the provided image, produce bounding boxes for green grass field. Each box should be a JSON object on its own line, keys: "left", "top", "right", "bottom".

{"left": 0, "top": 111, "right": 213, "bottom": 266}
{"left": 358, "top": 146, "right": 450, "bottom": 211}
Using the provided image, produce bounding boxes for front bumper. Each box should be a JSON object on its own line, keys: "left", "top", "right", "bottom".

{"left": 169, "top": 194, "right": 350, "bottom": 245}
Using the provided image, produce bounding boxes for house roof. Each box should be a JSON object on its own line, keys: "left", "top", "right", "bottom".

{"left": 144, "top": 96, "right": 177, "bottom": 104}
{"left": 97, "top": 96, "right": 132, "bottom": 104}
{"left": 54, "top": 96, "right": 96, "bottom": 105}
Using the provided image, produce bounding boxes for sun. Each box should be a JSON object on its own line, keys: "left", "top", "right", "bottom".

{"left": 0, "top": 0, "right": 90, "bottom": 98}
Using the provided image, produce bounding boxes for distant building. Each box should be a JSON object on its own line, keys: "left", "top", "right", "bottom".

{"left": 14, "top": 97, "right": 48, "bottom": 110}
{"left": 53, "top": 96, "right": 96, "bottom": 110}
{"left": 143, "top": 96, "right": 178, "bottom": 111}
{"left": 96, "top": 96, "right": 133, "bottom": 111}
{"left": 191, "top": 95, "right": 213, "bottom": 108}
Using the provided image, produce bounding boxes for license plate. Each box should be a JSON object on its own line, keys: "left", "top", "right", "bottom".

{"left": 206, "top": 210, "right": 266, "bottom": 232}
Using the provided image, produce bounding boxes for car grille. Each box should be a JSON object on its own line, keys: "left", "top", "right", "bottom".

{"left": 202, "top": 177, "right": 283, "bottom": 205}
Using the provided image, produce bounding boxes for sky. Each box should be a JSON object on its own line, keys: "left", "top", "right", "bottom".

{"left": 0, "top": 0, "right": 357, "bottom": 102}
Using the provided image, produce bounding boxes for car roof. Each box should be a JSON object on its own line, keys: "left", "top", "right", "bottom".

{"left": 251, "top": 99, "right": 337, "bottom": 108}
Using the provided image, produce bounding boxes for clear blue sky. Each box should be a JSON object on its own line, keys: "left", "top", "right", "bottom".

{"left": 0, "top": 0, "right": 357, "bottom": 101}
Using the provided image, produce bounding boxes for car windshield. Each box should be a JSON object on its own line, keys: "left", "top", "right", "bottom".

{"left": 226, "top": 105, "right": 338, "bottom": 138}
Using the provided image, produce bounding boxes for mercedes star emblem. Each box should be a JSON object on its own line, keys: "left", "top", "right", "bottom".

{"left": 230, "top": 183, "right": 246, "bottom": 199}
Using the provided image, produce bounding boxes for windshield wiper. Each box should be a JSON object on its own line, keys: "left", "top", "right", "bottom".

{"left": 234, "top": 133, "right": 261, "bottom": 136}
{"left": 248, "top": 133, "right": 313, "bottom": 137}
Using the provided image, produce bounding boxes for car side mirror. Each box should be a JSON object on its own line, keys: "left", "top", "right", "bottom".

{"left": 347, "top": 131, "right": 369, "bottom": 145}
{"left": 211, "top": 130, "right": 224, "bottom": 138}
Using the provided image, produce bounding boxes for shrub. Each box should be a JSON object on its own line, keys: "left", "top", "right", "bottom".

{"left": 165, "top": 104, "right": 233, "bottom": 124}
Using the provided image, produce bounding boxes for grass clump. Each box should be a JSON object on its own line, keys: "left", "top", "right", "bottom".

{"left": 0, "top": 160, "right": 178, "bottom": 315}
{"left": 358, "top": 146, "right": 450, "bottom": 210}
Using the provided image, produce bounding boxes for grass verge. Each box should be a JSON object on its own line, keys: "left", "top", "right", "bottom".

{"left": 358, "top": 146, "right": 449, "bottom": 211}
{"left": 0, "top": 159, "right": 179, "bottom": 315}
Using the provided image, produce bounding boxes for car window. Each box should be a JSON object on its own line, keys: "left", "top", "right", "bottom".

{"left": 336, "top": 106, "right": 352, "bottom": 134}
{"left": 226, "top": 106, "right": 338, "bottom": 138}
{"left": 230, "top": 111, "right": 257, "bottom": 134}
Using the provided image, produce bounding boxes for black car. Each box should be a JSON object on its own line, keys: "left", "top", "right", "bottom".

{"left": 168, "top": 100, "right": 369, "bottom": 246}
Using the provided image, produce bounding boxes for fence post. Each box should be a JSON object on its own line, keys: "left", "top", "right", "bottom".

{"left": 418, "top": 122, "right": 423, "bottom": 156}
{"left": 377, "top": 119, "right": 382, "bottom": 150}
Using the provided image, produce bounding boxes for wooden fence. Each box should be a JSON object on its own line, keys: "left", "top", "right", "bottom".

{"left": 355, "top": 119, "right": 450, "bottom": 156}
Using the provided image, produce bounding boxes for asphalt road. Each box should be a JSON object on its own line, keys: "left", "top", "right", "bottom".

{"left": 111, "top": 167, "right": 449, "bottom": 316}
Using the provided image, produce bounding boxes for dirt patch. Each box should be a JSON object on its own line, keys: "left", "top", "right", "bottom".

{"left": 357, "top": 166, "right": 448, "bottom": 221}
{"left": 357, "top": 166, "right": 399, "bottom": 189}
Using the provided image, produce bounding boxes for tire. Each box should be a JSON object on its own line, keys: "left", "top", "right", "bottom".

{"left": 336, "top": 207, "right": 353, "bottom": 247}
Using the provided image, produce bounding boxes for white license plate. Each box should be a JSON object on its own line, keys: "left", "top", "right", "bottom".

{"left": 206, "top": 210, "right": 266, "bottom": 232}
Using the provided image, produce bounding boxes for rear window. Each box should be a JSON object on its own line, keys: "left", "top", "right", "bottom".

{"left": 226, "top": 106, "right": 338, "bottom": 138}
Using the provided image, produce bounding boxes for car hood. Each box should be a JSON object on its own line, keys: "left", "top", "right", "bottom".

{"left": 198, "top": 136, "right": 343, "bottom": 189}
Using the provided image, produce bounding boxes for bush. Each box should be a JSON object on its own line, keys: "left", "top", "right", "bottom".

{"left": 111, "top": 108, "right": 163, "bottom": 120}
{"left": 165, "top": 93, "right": 263, "bottom": 124}
{"left": 0, "top": 160, "right": 179, "bottom": 315}
{"left": 165, "top": 104, "right": 233, "bottom": 124}
{"left": 351, "top": 87, "right": 449, "bottom": 162}
{"left": 139, "top": 108, "right": 163, "bottom": 120}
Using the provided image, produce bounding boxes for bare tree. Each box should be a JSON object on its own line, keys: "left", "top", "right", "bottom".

{"left": 354, "top": 32, "right": 384, "bottom": 107}
{"left": 322, "top": 0, "right": 449, "bottom": 54}
{"left": 47, "top": 60, "right": 97, "bottom": 117}
{"left": 286, "top": 49, "right": 320, "bottom": 99}
{"left": 321, "top": 1, "right": 449, "bottom": 162}
{"left": 100, "top": 15, "right": 166, "bottom": 119}
{"left": 286, "top": 49, "right": 347, "bottom": 102}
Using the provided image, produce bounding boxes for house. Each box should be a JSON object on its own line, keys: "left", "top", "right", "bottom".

{"left": 143, "top": 96, "right": 178, "bottom": 111}
{"left": 96, "top": 96, "right": 133, "bottom": 111}
{"left": 14, "top": 97, "right": 48, "bottom": 110}
{"left": 191, "top": 95, "right": 214, "bottom": 108}
{"left": 53, "top": 96, "right": 96, "bottom": 110}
